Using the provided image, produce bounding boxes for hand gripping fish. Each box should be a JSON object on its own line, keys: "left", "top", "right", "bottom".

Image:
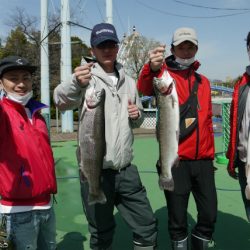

{"left": 79, "top": 86, "right": 107, "bottom": 205}
{"left": 153, "top": 70, "right": 179, "bottom": 191}
{"left": 245, "top": 131, "right": 250, "bottom": 200}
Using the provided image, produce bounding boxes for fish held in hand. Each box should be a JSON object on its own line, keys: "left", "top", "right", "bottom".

{"left": 153, "top": 70, "right": 179, "bottom": 191}
{"left": 79, "top": 86, "right": 107, "bottom": 205}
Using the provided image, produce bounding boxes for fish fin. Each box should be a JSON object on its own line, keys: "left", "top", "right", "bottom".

{"left": 159, "top": 176, "right": 174, "bottom": 191}
{"left": 88, "top": 191, "right": 107, "bottom": 206}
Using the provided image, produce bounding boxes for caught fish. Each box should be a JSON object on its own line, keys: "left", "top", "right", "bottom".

{"left": 153, "top": 70, "right": 179, "bottom": 191}
{"left": 245, "top": 134, "right": 250, "bottom": 200}
{"left": 79, "top": 86, "right": 107, "bottom": 205}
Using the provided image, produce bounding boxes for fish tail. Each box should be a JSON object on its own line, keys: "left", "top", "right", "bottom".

{"left": 159, "top": 175, "right": 174, "bottom": 191}
{"left": 88, "top": 190, "right": 107, "bottom": 205}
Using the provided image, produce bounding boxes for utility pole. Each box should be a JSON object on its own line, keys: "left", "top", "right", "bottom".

{"left": 60, "top": 0, "right": 73, "bottom": 132}
{"left": 40, "top": 0, "right": 50, "bottom": 130}
{"left": 106, "top": 0, "right": 113, "bottom": 24}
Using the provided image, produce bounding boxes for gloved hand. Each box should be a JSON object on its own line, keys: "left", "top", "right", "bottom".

{"left": 227, "top": 164, "right": 238, "bottom": 180}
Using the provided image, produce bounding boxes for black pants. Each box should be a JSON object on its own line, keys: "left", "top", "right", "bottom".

{"left": 237, "top": 159, "right": 250, "bottom": 221}
{"left": 80, "top": 164, "right": 157, "bottom": 250}
{"left": 158, "top": 159, "right": 217, "bottom": 241}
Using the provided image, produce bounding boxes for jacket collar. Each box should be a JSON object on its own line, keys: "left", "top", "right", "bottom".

{"left": 2, "top": 97, "right": 48, "bottom": 116}
{"left": 26, "top": 99, "right": 48, "bottom": 116}
{"left": 91, "top": 61, "right": 126, "bottom": 90}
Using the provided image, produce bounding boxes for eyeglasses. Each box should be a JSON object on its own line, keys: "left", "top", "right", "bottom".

{"left": 96, "top": 42, "right": 118, "bottom": 49}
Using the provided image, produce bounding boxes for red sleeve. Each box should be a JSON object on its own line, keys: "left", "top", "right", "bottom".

{"left": 137, "top": 63, "right": 164, "bottom": 96}
{"left": 226, "top": 81, "right": 239, "bottom": 167}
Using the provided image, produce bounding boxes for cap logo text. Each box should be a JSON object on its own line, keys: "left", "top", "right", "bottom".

{"left": 16, "top": 59, "right": 24, "bottom": 65}
{"left": 179, "top": 32, "right": 191, "bottom": 36}
{"left": 96, "top": 29, "right": 114, "bottom": 35}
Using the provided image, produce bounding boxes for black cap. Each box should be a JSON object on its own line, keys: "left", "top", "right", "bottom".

{"left": 90, "top": 23, "right": 119, "bottom": 47}
{"left": 0, "top": 56, "right": 37, "bottom": 78}
{"left": 247, "top": 32, "right": 250, "bottom": 47}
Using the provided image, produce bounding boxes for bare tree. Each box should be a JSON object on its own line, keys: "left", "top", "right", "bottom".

{"left": 118, "top": 31, "right": 161, "bottom": 80}
{"left": 5, "top": 7, "right": 39, "bottom": 45}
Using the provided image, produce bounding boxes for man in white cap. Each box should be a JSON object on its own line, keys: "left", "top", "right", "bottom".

{"left": 137, "top": 27, "right": 217, "bottom": 250}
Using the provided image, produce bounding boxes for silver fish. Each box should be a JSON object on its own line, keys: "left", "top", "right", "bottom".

{"left": 79, "top": 86, "right": 107, "bottom": 205}
{"left": 153, "top": 70, "right": 179, "bottom": 191}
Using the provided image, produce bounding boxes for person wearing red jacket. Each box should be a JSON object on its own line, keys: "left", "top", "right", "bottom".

{"left": 0, "top": 56, "right": 57, "bottom": 249}
{"left": 227, "top": 31, "right": 250, "bottom": 221}
{"left": 137, "top": 27, "right": 217, "bottom": 250}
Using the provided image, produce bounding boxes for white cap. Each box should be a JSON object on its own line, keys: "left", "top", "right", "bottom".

{"left": 172, "top": 27, "right": 198, "bottom": 46}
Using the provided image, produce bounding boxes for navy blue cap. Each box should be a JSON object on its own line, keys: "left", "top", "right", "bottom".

{"left": 0, "top": 56, "right": 37, "bottom": 78}
{"left": 90, "top": 23, "right": 119, "bottom": 47}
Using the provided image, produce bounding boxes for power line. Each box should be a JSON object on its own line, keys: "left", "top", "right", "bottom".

{"left": 78, "top": 0, "right": 88, "bottom": 19}
{"left": 50, "top": 0, "right": 57, "bottom": 16}
{"left": 135, "top": 0, "right": 250, "bottom": 19}
{"left": 113, "top": 0, "right": 126, "bottom": 34}
{"left": 94, "top": 0, "right": 105, "bottom": 22}
{"left": 40, "top": 22, "right": 62, "bottom": 44}
{"left": 172, "top": 0, "right": 250, "bottom": 11}
{"left": 68, "top": 21, "right": 92, "bottom": 31}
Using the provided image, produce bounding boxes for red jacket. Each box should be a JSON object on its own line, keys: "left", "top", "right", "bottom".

{"left": 137, "top": 56, "right": 214, "bottom": 160}
{"left": 0, "top": 98, "right": 57, "bottom": 206}
{"left": 227, "top": 72, "right": 250, "bottom": 171}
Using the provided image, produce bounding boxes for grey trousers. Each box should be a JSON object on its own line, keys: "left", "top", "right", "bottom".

{"left": 80, "top": 164, "right": 157, "bottom": 250}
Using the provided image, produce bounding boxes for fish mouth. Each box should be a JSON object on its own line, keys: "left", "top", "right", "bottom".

{"left": 86, "top": 99, "right": 98, "bottom": 108}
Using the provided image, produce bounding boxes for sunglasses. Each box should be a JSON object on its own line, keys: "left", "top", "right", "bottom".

{"left": 96, "top": 41, "right": 118, "bottom": 49}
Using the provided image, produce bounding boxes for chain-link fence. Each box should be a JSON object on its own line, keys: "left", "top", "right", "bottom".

{"left": 141, "top": 108, "right": 157, "bottom": 129}
{"left": 213, "top": 98, "right": 231, "bottom": 164}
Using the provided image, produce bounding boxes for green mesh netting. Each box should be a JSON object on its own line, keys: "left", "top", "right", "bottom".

{"left": 213, "top": 99, "right": 231, "bottom": 164}
{"left": 221, "top": 101, "right": 231, "bottom": 153}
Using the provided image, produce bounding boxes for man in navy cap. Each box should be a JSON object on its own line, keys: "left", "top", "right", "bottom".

{"left": 0, "top": 55, "right": 57, "bottom": 249}
{"left": 54, "top": 23, "right": 157, "bottom": 250}
{"left": 227, "top": 31, "right": 250, "bottom": 222}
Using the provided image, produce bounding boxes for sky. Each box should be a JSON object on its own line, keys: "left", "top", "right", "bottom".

{"left": 0, "top": 0, "right": 249, "bottom": 81}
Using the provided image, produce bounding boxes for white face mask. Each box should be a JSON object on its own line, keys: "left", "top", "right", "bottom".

{"left": 175, "top": 56, "right": 195, "bottom": 66}
{"left": 6, "top": 90, "right": 33, "bottom": 106}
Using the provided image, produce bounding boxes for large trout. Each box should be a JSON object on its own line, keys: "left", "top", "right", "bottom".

{"left": 153, "top": 70, "right": 179, "bottom": 191}
{"left": 79, "top": 86, "right": 107, "bottom": 205}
